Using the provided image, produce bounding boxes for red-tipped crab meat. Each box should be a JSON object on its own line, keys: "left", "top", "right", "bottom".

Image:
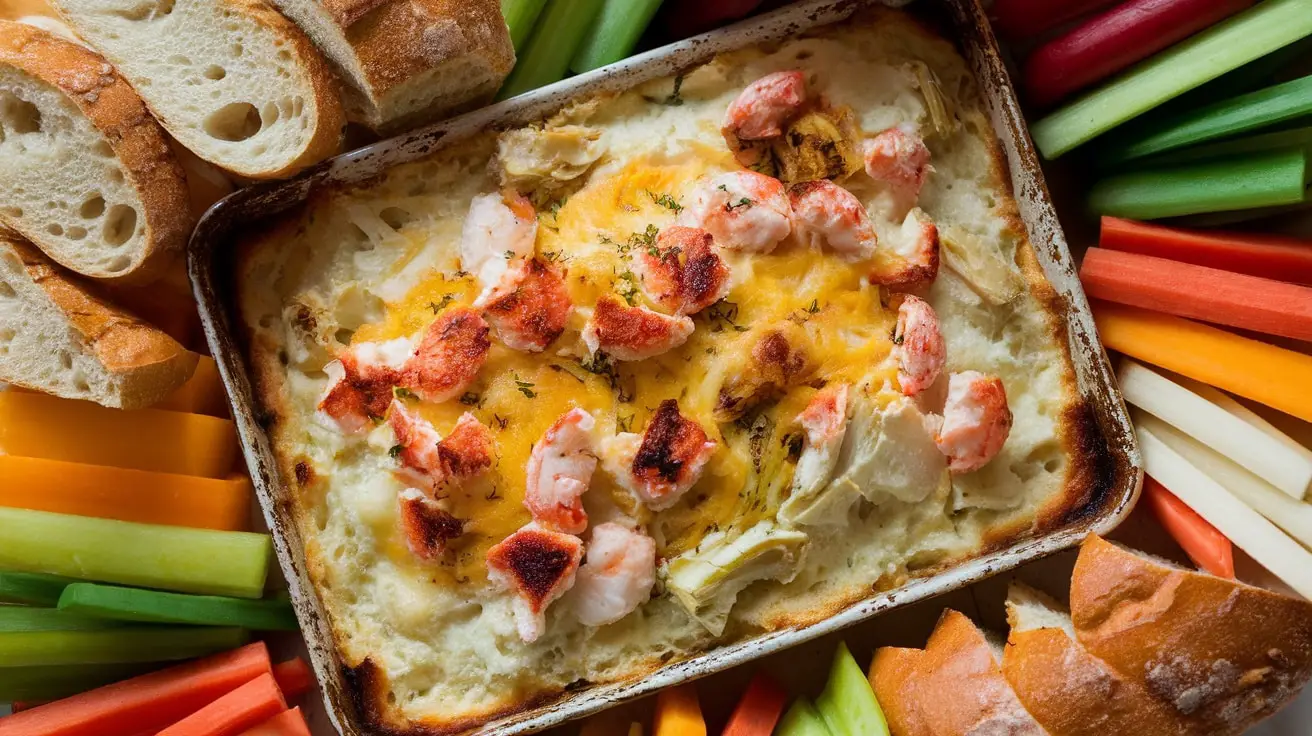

{"left": 788, "top": 180, "right": 878, "bottom": 261}
{"left": 486, "top": 523, "right": 584, "bottom": 643}
{"left": 679, "top": 171, "right": 792, "bottom": 254}
{"left": 893, "top": 295, "right": 946, "bottom": 397}
{"left": 477, "top": 257, "right": 573, "bottom": 352}
{"left": 461, "top": 191, "right": 538, "bottom": 297}
{"left": 722, "top": 70, "right": 807, "bottom": 142}
{"left": 582, "top": 296, "right": 695, "bottom": 361}
{"left": 399, "top": 306, "right": 491, "bottom": 403}
{"left": 389, "top": 402, "right": 495, "bottom": 490}
{"left": 317, "top": 337, "right": 413, "bottom": 433}
{"left": 635, "top": 226, "right": 732, "bottom": 315}
{"left": 605, "top": 400, "right": 716, "bottom": 511}
{"left": 869, "top": 209, "right": 940, "bottom": 289}
{"left": 864, "top": 127, "right": 932, "bottom": 214}
{"left": 397, "top": 488, "right": 466, "bottom": 560}
{"left": 933, "top": 370, "right": 1013, "bottom": 473}
{"left": 572, "top": 523, "right": 657, "bottom": 627}
{"left": 525, "top": 408, "right": 598, "bottom": 535}
{"left": 792, "top": 383, "right": 850, "bottom": 497}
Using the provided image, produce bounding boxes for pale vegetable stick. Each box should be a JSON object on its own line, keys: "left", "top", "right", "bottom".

{"left": 1137, "top": 423, "right": 1312, "bottom": 600}
{"left": 1191, "top": 382, "right": 1312, "bottom": 462}
{"left": 1118, "top": 359, "right": 1312, "bottom": 499}
{"left": 1136, "top": 412, "right": 1312, "bottom": 549}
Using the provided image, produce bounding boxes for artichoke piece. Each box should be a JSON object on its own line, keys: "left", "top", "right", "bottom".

{"left": 665, "top": 520, "right": 809, "bottom": 636}
{"left": 770, "top": 107, "right": 863, "bottom": 185}
{"left": 494, "top": 124, "right": 606, "bottom": 203}
{"left": 939, "top": 225, "right": 1025, "bottom": 306}
{"left": 728, "top": 410, "right": 803, "bottom": 533}
{"left": 908, "top": 61, "right": 957, "bottom": 138}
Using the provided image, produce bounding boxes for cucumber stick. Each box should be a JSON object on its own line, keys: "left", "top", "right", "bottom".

{"left": 0, "top": 607, "right": 123, "bottom": 632}
{"left": 58, "top": 583, "right": 299, "bottom": 631}
{"left": 502, "top": 0, "right": 549, "bottom": 52}
{"left": 498, "top": 0, "right": 604, "bottom": 100}
{"left": 1089, "top": 148, "right": 1309, "bottom": 220}
{"left": 815, "top": 642, "right": 890, "bottom": 736}
{"left": 0, "top": 663, "right": 155, "bottom": 701}
{"left": 777, "top": 698, "right": 834, "bottom": 736}
{"left": 0, "top": 571, "right": 77, "bottom": 606}
{"left": 571, "top": 0, "right": 664, "bottom": 73}
{"left": 1031, "top": 0, "right": 1312, "bottom": 159}
{"left": 1140, "top": 126, "right": 1312, "bottom": 168}
{"left": 0, "top": 508, "right": 272, "bottom": 599}
{"left": 0, "top": 626, "right": 248, "bottom": 666}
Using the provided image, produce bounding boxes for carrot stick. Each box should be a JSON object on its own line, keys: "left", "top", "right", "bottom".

{"left": 724, "top": 672, "right": 790, "bottom": 736}
{"left": 1092, "top": 301, "right": 1312, "bottom": 422}
{"left": 1100, "top": 217, "right": 1312, "bottom": 284}
{"left": 239, "top": 708, "right": 311, "bottom": 736}
{"left": 1143, "top": 476, "right": 1235, "bottom": 578}
{"left": 653, "top": 684, "right": 706, "bottom": 736}
{"left": 1080, "top": 247, "right": 1312, "bottom": 342}
{"left": 157, "top": 672, "right": 286, "bottom": 736}
{"left": 0, "top": 642, "right": 272, "bottom": 736}
{"left": 271, "top": 659, "right": 314, "bottom": 700}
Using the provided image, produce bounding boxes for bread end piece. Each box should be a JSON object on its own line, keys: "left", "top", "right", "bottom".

{"left": 0, "top": 232, "right": 198, "bottom": 408}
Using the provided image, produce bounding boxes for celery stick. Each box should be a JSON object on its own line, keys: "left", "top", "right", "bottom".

{"left": 570, "top": 0, "right": 663, "bottom": 73}
{"left": 1104, "top": 75, "right": 1312, "bottom": 164}
{"left": 498, "top": 0, "right": 604, "bottom": 100}
{"left": 502, "top": 0, "right": 549, "bottom": 53}
{"left": 1166, "top": 37, "right": 1312, "bottom": 115}
{"left": 1140, "top": 125, "right": 1312, "bottom": 168}
{"left": 1031, "top": 0, "right": 1312, "bottom": 159}
{"left": 0, "top": 663, "right": 155, "bottom": 701}
{"left": 0, "top": 607, "right": 124, "bottom": 632}
{"left": 1167, "top": 195, "right": 1312, "bottom": 227}
{"left": 0, "top": 571, "right": 76, "bottom": 606}
{"left": 0, "top": 626, "right": 248, "bottom": 666}
{"left": 59, "top": 583, "right": 299, "bottom": 631}
{"left": 1088, "top": 149, "right": 1309, "bottom": 220}
{"left": 0, "top": 508, "right": 272, "bottom": 599}
{"left": 777, "top": 698, "right": 834, "bottom": 736}
{"left": 815, "top": 643, "right": 890, "bottom": 736}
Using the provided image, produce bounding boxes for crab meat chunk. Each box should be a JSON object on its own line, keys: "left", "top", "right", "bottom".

{"left": 723, "top": 70, "right": 807, "bottom": 142}
{"left": 478, "top": 257, "right": 573, "bottom": 352}
{"left": 869, "top": 208, "right": 940, "bottom": 289}
{"left": 389, "top": 401, "right": 495, "bottom": 491}
{"left": 679, "top": 171, "right": 792, "bottom": 254}
{"left": 486, "top": 523, "right": 584, "bottom": 643}
{"left": 864, "top": 127, "right": 932, "bottom": 217}
{"left": 317, "top": 337, "right": 413, "bottom": 433}
{"left": 461, "top": 191, "right": 538, "bottom": 300}
{"left": 789, "top": 180, "right": 878, "bottom": 261}
{"left": 572, "top": 523, "right": 657, "bottom": 627}
{"left": 893, "top": 295, "right": 946, "bottom": 397}
{"left": 933, "top": 370, "right": 1013, "bottom": 473}
{"left": 525, "top": 408, "right": 598, "bottom": 535}
{"left": 634, "top": 226, "right": 732, "bottom": 315}
{"left": 582, "top": 296, "right": 695, "bottom": 361}
{"left": 399, "top": 306, "right": 491, "bottom": 403}
{"left": 397, "top": 488, "right": 465, "bottom": 560}
{"left": 604, "top": 400, "right": 716, "bottom": 511}
{"left": 792, "top": 383, "right": 851, "bottom": 501}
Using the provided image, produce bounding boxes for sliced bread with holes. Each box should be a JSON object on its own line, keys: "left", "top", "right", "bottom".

{"left": 0, "top": 20, "right": 191, "bottom": 284}
{"left": 0, "top": 230, "right": 198, "bottom": 408}
{"left": 267, "top": 0, "right": 513, "bottom": 133}
{"left": 49, "top": 0, "right": 345, "bottom": 179}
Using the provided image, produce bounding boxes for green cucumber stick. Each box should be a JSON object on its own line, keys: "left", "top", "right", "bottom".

{"left": 498, "top": 0, "right": 605, "bottom": 100}
{"left": 1105, "top": 74, "right": 1312, "bottom": 164}
{"left": 0, "top": 626, "right": 248, "bottom": 667}
{"left": 0, "top": 663, "right": 155, "bottom": 702}
{"left": 1032, "top": 0, "right": 1312, "bottom": 159}
{"left": 776, "top": 698, "right": 834, "bottom": 736}
{"left": 0, "top": 508, "right": 272, "bottom": 599}
{"left": 58, "top": 583, "right": 299, "bottom": 631}
{"left": 571, "top": 0, "right": 664, "bottom": 73}
{"left": 815, "top": 642, "right": 890, "bottom": 736}
{"left": 502, "top": 0, "right": 550, "bottom": 53}
{"left": 1139, "top": 125, "right": 1312, "bottom": 168}
{"left": 0, "top": 607, "right": 125, "bottom": 632}
{"left": 0, "top": 571, "right": 77, "bottom": 606}
{"left": 1088, "top": 148, "right": 1309, "bottom": 220}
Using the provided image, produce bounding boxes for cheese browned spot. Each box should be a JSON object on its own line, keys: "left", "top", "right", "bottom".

{"left": 401, "top": 307, "right": 490, "bottom": 402}
{"left": 717, "top": 327, "right": 814, "bottom": 420}
{"left": 481, "top": 258, "right": 572, "bottom": 352}
{"left": 633, "top": 400, "right": 712, "bottom": 493}
{"left": 398, "top": 489, "right": 466, "bottom": 560}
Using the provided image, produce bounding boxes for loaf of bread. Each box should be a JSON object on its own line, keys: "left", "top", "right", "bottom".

{"left": 48, "top": 0, "right": 346, "bottom": 180}
{"left": 0, "top": 19, "right": 192, "bottom": 284}
{"left": 267, "top": 0, "right": 513, "bottom": 133}
{"left": 0, "top": 230, "right": 198, "bottom": 408}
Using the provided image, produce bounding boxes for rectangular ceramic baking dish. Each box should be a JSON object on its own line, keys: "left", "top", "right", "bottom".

{"left": 189, "top": 0, "right": 1142, "bottom": 732}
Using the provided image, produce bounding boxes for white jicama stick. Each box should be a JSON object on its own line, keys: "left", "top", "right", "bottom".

{"left": 1180, "top": 377, "right": 1312, "bottom": 462}
{"left": 1136, "top": 411, "right": 1312, "bottom": 550}
{"left": 1118, "top": 359, "right": 1312, "bottom": 500}
{"left": 1138, "top": 423, "right": 1312, "bottom": 600}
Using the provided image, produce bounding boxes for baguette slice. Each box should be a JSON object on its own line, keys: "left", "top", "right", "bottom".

{"left": 0, "top": 19, "right": 191, "bottom": 284}
{"left": 49, "top": 0, "right": 345, "bottom": 179}
{"left": 1003, "top": 582, "right": 1184, "bottom": 736}
{"left": 870, "top": 609, "right": 1049, "bottom": 735}
{"left": 1071, "top": 535, "right": 1312, "bottom": 734}
{"left": 267, "top": 0, "right": 513, "bottom": 133}
{"left": 0, "top": 231, "right": 198, "bottom": 408}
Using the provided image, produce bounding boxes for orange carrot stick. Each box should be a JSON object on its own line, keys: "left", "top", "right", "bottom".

{"left": 1143, "top": 476, "right": 1235, "bottom": 578}
{"left": 1092, "top": 301, "right": 1312, "bottom": 423}
{"left": 157, "top": 672, "right": 286, "bottom": 736}
{"left": 239, "top": 708, "right": 311, "bottom": 736}
{"left": 723, "top": 673, "right": 790, "bottom": 736}
{"left": 653, "top": 685, "right": 706, "bottom": 736}
{"left": 1100, "top": 217, "right": 1312, "bottom": 285}
{"left": 1081, "top": 247, "right": 1312, "bottom": 341}
{"left": 1, "top": 642, "right": 271, "bottom": 736}
{"left": 271, "top": 659, "right": 314, "bottom": 701}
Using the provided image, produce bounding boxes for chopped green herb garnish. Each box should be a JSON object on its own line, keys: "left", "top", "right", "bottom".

{"left": 388, "top": 445, "right": 403, "bottom": 458}
{"left": 459, "top": 392, "right": 482, "bottom": 407}
{"left": 428, "top": 294, "right": 456, "bottom": 314}
{"left": 513, "top": 374, "right": 537, "bottom": 399}
{"left": 646, "top": 190, "right": 684, "bottom": 213}
{"left": 393, "top": 387, "right": 418, "bottom": 401}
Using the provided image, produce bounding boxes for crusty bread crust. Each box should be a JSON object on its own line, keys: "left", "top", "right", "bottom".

{"left": 1, "top": 233, "right": 197, "bottom": 408}
{"left": 0, "top": 20, "right": 191, "bottom": 284}
{"left": 1070, "top": 535, "right": 1312, "bottom": 734}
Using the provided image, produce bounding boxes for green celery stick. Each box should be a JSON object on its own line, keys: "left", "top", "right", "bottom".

{"left": 777, "top": 698, "right": 834, "bottom": 736}
{"left": 1166, "top": 194, "right": 1312, "bottom": 227}
{"left": 0, "top": 508, "right": 272, "bottom": 599}
{"left": 58, "top": 583, "right": 299, "bottom": 631}
{"left": 815, "top": 642, "right": 890, "bottom": 736}
{"left": 1032, "top": 0, "right": 1312, "bottom": 159}
{"left": 498, "top": 0, "right": 605, "bottom": 100}
{"left": 570, "top": 0, "right": 664, "bottom": 73}
{"left": 0, "top": 626, "right": 248, "bottom": 667}
{"left": 0, "top": 663, "right": 156, "bottom": 701}
{"left": 0, "top": 607, "right": 125, "bottom": 632}
{"left": 1088, "top": 149, "right": 1309, "bottom": 220}
{"left": 1104, "top": 74, "right": 1312, "bottom": 164}
{"left": 1136, "top": 125, "right": 1312, "bottom": 168}
{"left": 1162, "top": 37, "right": 1312, "bottom": 117}
{"left": 0, "top": 571, "right": 77, "bottom": 606}
{"left": 502, "top": 0, "right": 550, "bottom": 53}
